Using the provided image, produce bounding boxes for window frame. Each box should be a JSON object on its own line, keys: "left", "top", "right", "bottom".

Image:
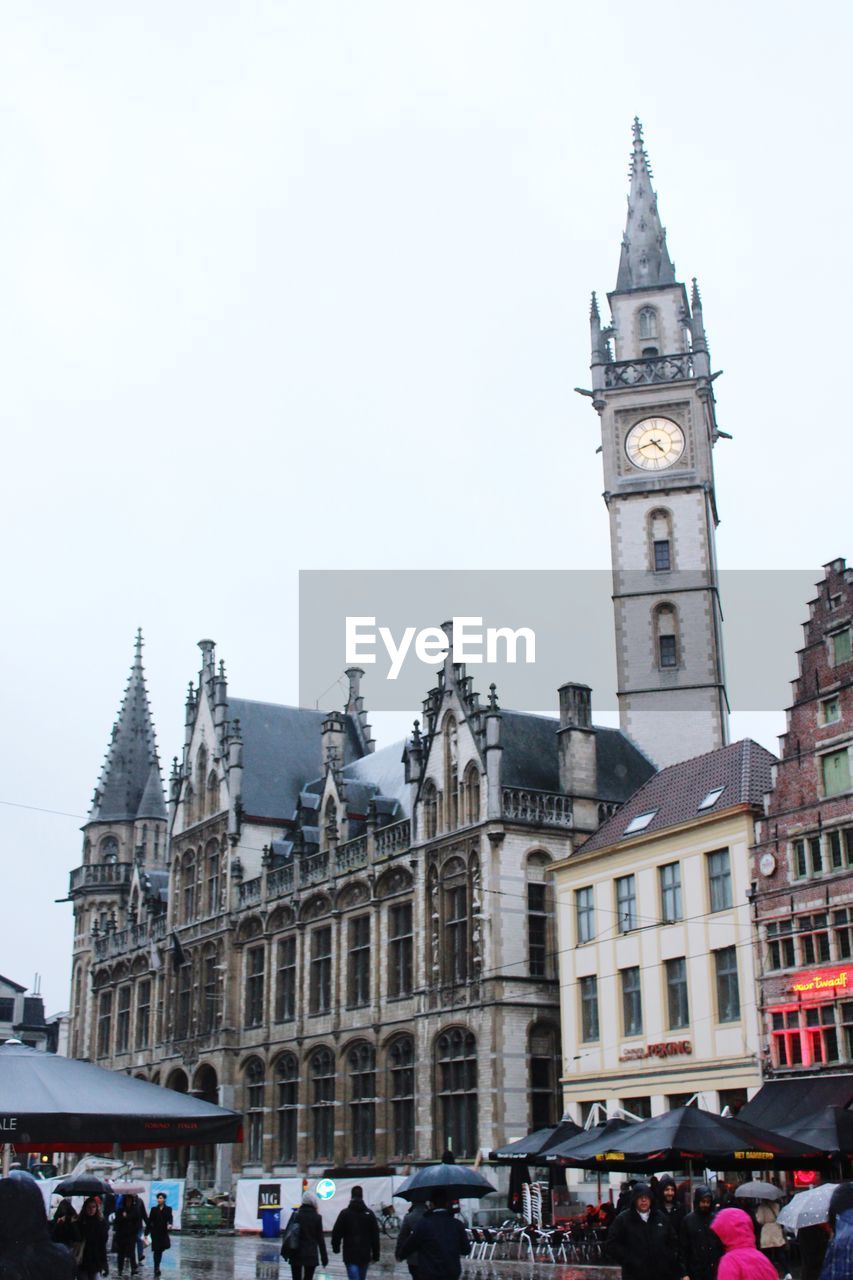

{"left": 615, "top": 874, "right": 638, "bottom": 933}
{"left": 620, "top": 966, "right": 643, "bottom": 1038}
{"left": 665, "top": 956, "right": 690, "bottom": 1030}
{"left": 659, "top": 862, "right": 683, "bottom": 923}
{"left": 714, "top": 946, "right": 741, "bottom": 1023}
{"left": 707, "top": 848, "right": 733, "bottom": 913}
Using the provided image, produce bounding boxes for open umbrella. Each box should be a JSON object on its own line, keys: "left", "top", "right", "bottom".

{"left": 776, "top": 1106, "right": 853, "bottom": 1159}
{"left": 55, "top": 1174, "right": 112, "bottom": 1197}
{"left": 395, "top": 1163, "right": 496, "bottom": 1203}
{"left": 0, "top": 1040, "right": 242, "bottom": 1151}
{"left": 491, "top": 1118, "right": 583, "bottom": 1164}
{"left": 734, "top": 1181, "right": 784, "bottom": 1201}
{"left": 544, "top": 1118, "right": 637, "bottom": 1165}
{"left": 560, "top": 1107, "right": 823, "bottom": 1171}
{"left": 777, "top": 1183, "right": 840, "bottom": 1231}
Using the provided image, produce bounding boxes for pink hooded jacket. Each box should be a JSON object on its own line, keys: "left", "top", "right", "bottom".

{"left": 710, "top": 1209, "right": 779, "bottom": 1280}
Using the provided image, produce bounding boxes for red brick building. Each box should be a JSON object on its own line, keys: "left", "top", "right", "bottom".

{"left": 750, "top": 558, "right": 853, "bottom": 1083}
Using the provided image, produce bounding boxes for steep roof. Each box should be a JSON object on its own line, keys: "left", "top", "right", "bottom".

{"left": 500, "top": 711, "right": 655, "bottom": 801}
{"left": 340, "top": 741, "right": 411, "bottom": 818}
{"left": 579, "top": 738, "right": 777, "bottom": 854}
{"left": 614, "top": 118, "right": 677, "bottom": 293}
{"left": 89, "top": 631, "right": 166, "bottom": 825}
{"left": 0, "top": 975, "right": 27, "bottom": 994}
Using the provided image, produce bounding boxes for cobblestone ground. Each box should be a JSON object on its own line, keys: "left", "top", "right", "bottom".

{"left": 143, "top": 1234, "right": 619, "bottom": 1280}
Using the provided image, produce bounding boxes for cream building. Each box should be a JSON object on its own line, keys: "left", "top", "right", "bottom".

{"left": 552, "top": 740, "right": 773, "bottom": 1184}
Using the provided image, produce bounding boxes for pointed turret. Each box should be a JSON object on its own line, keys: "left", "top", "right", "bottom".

{"left": 88, "top": 631, "right": 166, "bottom": 823}
{"left": 615, "top": 118, "right": 676, "bottom": 292}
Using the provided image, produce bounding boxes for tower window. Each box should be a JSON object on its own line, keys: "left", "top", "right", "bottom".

{"left": 638, "top": 306, "right": 658, "bottom": 339}
{"left": 654, "top": 602, "right": 679, "bottom": 669}
{"left": 654, "top": 540, "right": 671, "bottom": 571}
{"left": 659, "top": 635, "right": 677, "bottom": 667}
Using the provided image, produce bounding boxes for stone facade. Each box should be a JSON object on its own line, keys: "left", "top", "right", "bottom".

{"left": 751, "top": 558, "right": 853, "bottom": 1076}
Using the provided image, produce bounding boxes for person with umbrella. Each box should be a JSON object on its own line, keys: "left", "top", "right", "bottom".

{"left": 397, "top": 1188, "right": 470, "bottom": 1280}
{"left": 77, "top": 1198, "right": 109, "bottom": 1280}
{"left": 51, "top": 1201, "right": 81, "bottom": 1252}
{"left": 145, "top": 1192, "right": 173, "bottom": 1278}
{"left": 605, "top": 1182, "right": 683, "bottom": 1280}
{"left": 0, "top": 1170, "right": 76, "bottom": 1280}
{"left": 819, "top": 1183, "right": 853, "bottom": 1280}
{"left": 331, "top": 1186, "right": 380, "bottom": 1280}
{"left": 680, "top": 1186, "right": 723, "bottom": 1280}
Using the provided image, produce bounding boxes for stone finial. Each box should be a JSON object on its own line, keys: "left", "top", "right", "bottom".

{"left": 487, "top": 683, "right": 500, "bottom": 712}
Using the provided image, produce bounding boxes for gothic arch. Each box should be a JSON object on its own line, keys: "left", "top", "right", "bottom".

{"left": 269, "top": 904, "right": 296, "bottom": 932}
{"left": 336, "top": 881, "right": 370, "bottom": 911}
{"left": 421, "top": 780, "right": 438, "bottom": 841}
{"left": 444, "top": 715, "right": 459, "bottom": 829}
{"left": 653, "top": 601, "right": 681, "bottom": 669}
{"left": 647, "top": 508, "right": 674, "bottom": 573}
{"left": 376, "top": 866, "right": 413, "bottom": 898}
{"left": 236, "top": 914, "right": 264, "bottom": 945}
{"left": 461, "top": 762, "right": 480, "bottom": 825}
{"left": 300, "top": 893, "right": 332, "bottom": 923}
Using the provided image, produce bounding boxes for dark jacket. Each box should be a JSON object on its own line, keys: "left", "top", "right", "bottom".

{"left": 77, "top": 1207, "right": 109, "bottom": 1276}
{"left": 0, "top": 1172, "right": 77, "bottom": 1280}
{"left": 147, "top": 1205, "right": 173, "bottom": 1251}
{"left": 112, "top": 1198, "right": 149, "bottom": 1247}
{"left": 605, "top": 1187, "right": 681, "bottom": 1280}
{"left": 680, "top": 1186, "right": 723, "bottom": 1280}
{"left": 658, "top": 1176, "right": 687, "bottom": 1235}
{"left": 821, "top": 1206, "right": 853, "bottom": 1280}
{"left": 398, "top": 1208, "right": 470, "bottom": 1280}
{"left": 396, "top": 1204, "right": 427, "bottom": 1273}
{"left": 331, "top": 1198, "right": 380, "bottom": 1266}
{"left": 286, "top": 1204, "right": 328, "bottom": 1268}
{"left": 50, "top": 1213, "right": 80, "bottom": 1249}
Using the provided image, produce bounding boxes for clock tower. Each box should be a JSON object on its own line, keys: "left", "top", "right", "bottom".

{"left": 589, "top": 120, "right": 729, "bottom": 767}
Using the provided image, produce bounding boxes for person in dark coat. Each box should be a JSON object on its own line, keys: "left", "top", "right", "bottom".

{"left": 659, "top": 1176, "right": 687, "bottom": 1233}
{"left": 395, "top": 1203, "right": 427, "bottom": 1280}
{"left": 397, "top": 1189, "right": 470, "bottom": 1280}
{"left": 818, "top": 1183, "right": 853, "bottom": 1280}
{"left": 605, "top": 1181, "right": 682, "bottom": 1280}
{"left": 77, "top": 1199, "right": 109, "bottom": 1280}
{"left": 51, "top": 1202, "right": 81, "bottom": 1250}
{"left": 680, "top": 1185, "right": 723, "bottom": 1280}
{"left": 331, "top": 1186, "right": 380, "bottom": 1280}
{"left": 145, "top": 1193, "right": 173, "bottom": 1277}
{"left": 0, "top": 1170, "right": 77, "bottom": 1280}
{"left": 282, "top": 1193, "right": 328, "bottom": 1280}
{"left": 112, "top": 1194, "right": 148, "bottom": 1278}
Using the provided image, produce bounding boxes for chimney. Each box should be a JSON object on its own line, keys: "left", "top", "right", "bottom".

{"left": 558, "top": 683, "right": 597, "bottom": 798}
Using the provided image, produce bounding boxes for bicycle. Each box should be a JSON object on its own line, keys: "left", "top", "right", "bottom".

{"left": 379, "top": 1205, "right": 401, "bottom": 1237}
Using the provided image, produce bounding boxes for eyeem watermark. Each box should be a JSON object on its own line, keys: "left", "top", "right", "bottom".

{"left": 346, "top": 616, "right": 536, "bottom": 680}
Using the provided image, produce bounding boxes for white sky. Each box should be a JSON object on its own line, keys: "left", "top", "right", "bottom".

{"left": 1, "top": 1, "right": 850, "bottom": 1014}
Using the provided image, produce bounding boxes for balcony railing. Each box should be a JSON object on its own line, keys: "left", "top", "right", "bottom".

{"left": 69, "top": 862, "right": 133, "bottom": 893}
{"left": 300, "top": 851, "right": 329, "bottom": 887}
{"left": 238, "top": 876, "right": 262, "bottom": 907}
{"left": 92, "top": 920, "right": 153, "bottom": 961}
{"left": 267, "top": 864, "right": 294, "bottom": 899}
{"left": 604, "top": 352, "right": 693, "bottom": 388}
{"left": 334, "top": 836, "right": 367, "bottom": 875}
{"left": 502, "top": 787, "right": 573, "bottom": 828}
{"left": 374, "top": 819, "right": 411, "bottom": 857}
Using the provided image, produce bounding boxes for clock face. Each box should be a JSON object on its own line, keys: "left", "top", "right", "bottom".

{"left": 759, "top": 852, "right": 777, "bottom": 878}
{"left": 625, "top": 417, "right": 686, "bottom": 471}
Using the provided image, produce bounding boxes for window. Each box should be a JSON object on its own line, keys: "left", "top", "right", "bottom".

{"left": 389, "top": 1037, "right": 415, "bottom": 1158}
{"left": 528, "top": 882, "right": 549, "bottom": 977}
{"left": 665, "top": 957, "right": 689, "bottom": 1030}
{"left": 445, "top": 883, "right": 469, "bottom": 984}
{"left": 772, "top": 1010, "right": 802, "bottom": 1067}
{"left": 275, "top": 1054, "right": 298, "bottom": 1162}
{"left": 0, "top": 998, "right": 14, "bottom": 1022}
{"left": 707, "top": 849, "right": 733, "bottom": 912}
{"left": 822, "top": 749, "right": 851, "bottom": 797}
{"left": 616, "top": 875, "right": 637, "bottom": 932}
{"left": 655, "top": 604, "right": 679, "bottom": 669}
{"left": 445, "top": 718, "right": 459, "bottom": 830}
{"left": 245, "top": 946, "right": 265, "bottom": 1028}
{"left": 275, "top": 936, "right": 297, "bottom": 1021}
{"left": 97, "top": 991, "right": 112, "bottom": 1057}
{"left": 798, "top": 913, "right": 831, "bottom": 965}
{"left": 181, "top": 854, "right": 196, "bottom": 923}
{"left": 200, "top": 950, "right": 218, "bottom": 1033}
{"left": 659, "top": 635, "right": 677, "bottom": 668}
{"left": 136, "top": 979, "right": 151, "bottom": 1049}
{"left": 806, "top": 1004, "right": 840, "bottom": 1065}
{"left": 422, "top": 782, "right": 438, "bottom": 840}
{"left": 621, "top": 1096, "right": 652, "bottom": 1120}
{"left": 205, "top": 845, "right": 220, "bottom": 915}
{"left": 244, "top": 1059, "right": 265, "bottom": 1163}
{"left": 348, "top": 1042, "right": 376, "bottom": 1160}
{"left": 347, "top": 916, "right": 371, "bottom": 1007}
{"left": 115, "top": 985, "right": 131, "bottom": 1054}
{"left": 529, "top": 1024, "right": 561, "bottom": 1131}
{"left": 579, "top": 1100, "right": 605, "bottom": 1127}
{"left": 668, "top": 1093, "right": 698, "bottom": 1110}
{"left": 575, "top": 886, "right": 595, "bottom": 944}
{"left": 829, "top": 830, "right": 845, "bottom": 870}
{"left": 834, "top": 908, "right": 853, "bottom": 959}
{"left": 436, "top": 1029, "right": 477, "bottom": 1159}
{"left": 659, "top": 863, "right": 682, "bottom": 923}
{"left": 638, "top": 306, "right": 658, "bottom": 339}
{"left": 388, "top": 903, "right": 413, "bottom": 997}
{"left": 821, "top": 696, "right": 841, "bottom": 726}
{"left": 580, "top": 975, "right": 599, "bottom": 1042}
{"left": 175, "top": 962, "right": 192, "bottom": 1038}
{"left": 310, "top": 1047, "right": 335, "bottom": 1160}
{"left": 309, "top": 927, "right": 332, "bottom": 1014}
{"left": 623, "top": 810, "right": 657, "bottom": 835}
{"left": 718, "top": 1088, "right": 748, "bottom": 1117}
{"left": 842, "top": 1002, "right": 853, "bottom": 1059}
{"left": 698, "top": 786, "right": 725, "bottom": 811}
{"left": 653, "top": 540, "right": 671, "bottom": 571}
{"left": 621, "top": 967, "right": 642, "bottom": 1037}
{"left": 766, "top": 919, "right": 796, "bottom": 970}
{"left": 714, "top": 947, "right": 740, "bottom": 1022}
{"left": 831, "top": 628, "right": 852, "bottom": 665}
{"left": 461, "top": 763, "right": 480, "bottom": 824}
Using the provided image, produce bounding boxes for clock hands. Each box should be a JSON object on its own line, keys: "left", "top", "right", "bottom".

{"left": 647, "top": 436, "right": 666, "bottom": 453}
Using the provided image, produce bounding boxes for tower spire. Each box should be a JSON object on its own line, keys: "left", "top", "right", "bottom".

{"left": 615, "top": 117, "right": 676, "bottom": 292}
{"left": 89, "top": 631, "right": 166, "bottom": 823}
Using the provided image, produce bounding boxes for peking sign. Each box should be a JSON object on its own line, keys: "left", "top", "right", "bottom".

{"left": 619, "top": 1040, "right": 692, "bottom": 1063}
{"left": 787, "top": 966, "right": 853, "bottom": 1000}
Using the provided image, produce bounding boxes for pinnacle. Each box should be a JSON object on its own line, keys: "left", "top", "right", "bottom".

{"left": 615, "top": 118, "right": 675, "bottom": 292}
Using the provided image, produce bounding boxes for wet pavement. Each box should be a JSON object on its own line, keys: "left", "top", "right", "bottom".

{"left": 145, "top": 1234, "right": 619, "bottom": 1280}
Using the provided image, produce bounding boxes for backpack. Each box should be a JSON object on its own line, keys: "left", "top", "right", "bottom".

{"left": 280, "top": 1211, "right": 301, "bottom": 1260}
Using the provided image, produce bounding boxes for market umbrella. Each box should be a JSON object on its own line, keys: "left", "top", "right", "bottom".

{"left": 55, "top": 1174, "right": 112, "bottom": 1197}
{"left": 0, "top": 1040, "right": 243, "bottom": 1151}
{"left": 734, "top": 1181, "right": 784, "bottom": 1201}
{"left": 561, "top": 1107, "right": 823, "bottom": 1171}
{"left": 491, "top": 1118, "right": 583, "bottom": 1164}
{"left": 777, "top": 1183, "right": 840, "bottom": 1231}
{"left": 395, "top": 1163, "right": 496, "bottom": 1203}
{"left": 775, "top": 1106, "right": 853, "bottom": 1159}
{"left": 544, "top": 1118, "right": 637, "bottom": 1165}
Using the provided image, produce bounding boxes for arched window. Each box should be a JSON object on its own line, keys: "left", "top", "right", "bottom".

{"left": 388, "top": 1036, "right": 415, "bottom": 1158}
{"left": 422, "top": 781, "right": 438, "bottom": 841}
{"left": 461, "top": 763, "right": 480, "bottom": 826}
{"left": 526, "top": 853, "right": 553, "bottom": 978}
{"left": 435, "top": 1028, "right": 477, "bottom": 1158}
{"left": 199, "top": 945, "right": 219, "bottom": 1034}
{"left": 195, "top": 746, "right": 208, "bottom": 818}
{"left": 444, "top": 718, "right": 459, "bottom": 829}
{"left": 181, "top": 851, "right": 196, "bottom": 923}
{"left": 654, "top": 603, "right": 679, "bottom": 669}
{"left": 101, "top": 836, "right": 119, "bottom": 864}
{"left": 638, "top": 306, "right": 658, "bottom": 339}
{"left": 205, "top": 841, "right": 220, "bottom": 916}
{"left": 348, "top": 1041, "right": 376, "bottom": 1160}
{"left": 442, "top": 859, "right": 470, "bottom": 986}
{"left": 206, "top": 770, "right": 219, "bottom": 818}
{"left": 310, "top": 1047, "right": 335, "bottom": 1161}
{"left": 243, "top": 1058, "right": 265, "bottom": 1163}
{"left": 648, "top": 508, "right": 673, "bottom": 573}
{"left": 529, "top": 1023, "right": 562, "bottom": 1130}
{"left": 275, "top": 1054, "right": 299, "bottom": 1163}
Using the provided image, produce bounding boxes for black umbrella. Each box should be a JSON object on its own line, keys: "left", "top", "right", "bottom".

{"left": 775, "top": 1106, "right": 853, "bottom": 1159}
{"left": 562, "top": 1107, "right": 823, "bottom": 1171}
{"left": 55, "top": 1174, "right": 112, "bottom": 1197}
{"left": 395, "top": 1163, "right": 496, "bottom": 1203}
{"left": 0, "top": 1040, "right": 243, "bottom": 1151}
{"left": 491, "top": 1118, "right": 583, "bottom": 1164}
{"left": 545, "top": 1118, "right": 636, "bottom": 1165}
